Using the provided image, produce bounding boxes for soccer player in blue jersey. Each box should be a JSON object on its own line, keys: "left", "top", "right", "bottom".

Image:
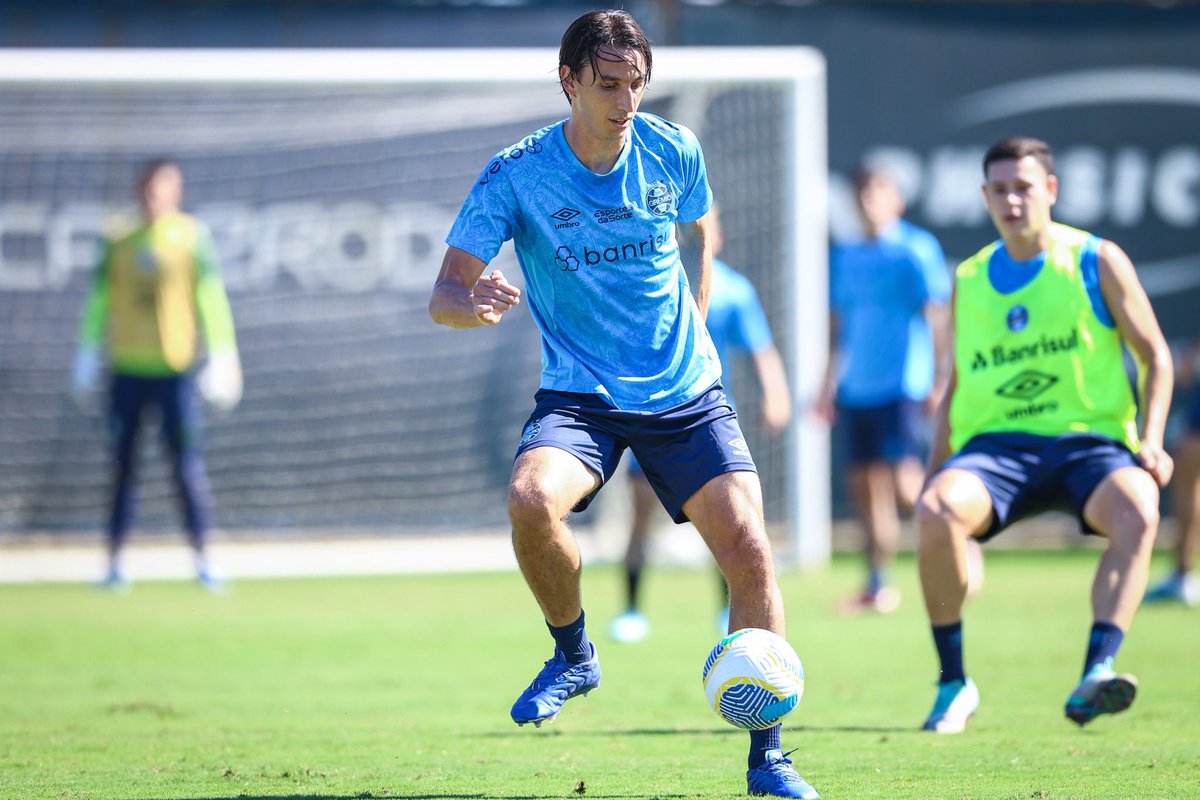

{"left": 609, "top": 205, "right": 792, "bottom": 643}
{"left": 1145, "top": 340, "right": 1200, "bottom": 606}
{"left": 917, "top": 137, "right": 1173, "bottom": 733}
{"left": 816, "top": 167, "right": 958, "bottom": 614}
{"left": 429, "top": 10, "right": 816, "bottom": 798}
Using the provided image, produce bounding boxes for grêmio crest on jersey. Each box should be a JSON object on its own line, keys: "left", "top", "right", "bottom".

{"left": 645, "top": 180, "right": 675, "bottom": 216}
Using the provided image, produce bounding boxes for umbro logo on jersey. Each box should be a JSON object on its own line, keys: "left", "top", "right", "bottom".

{"left": 995, "top": 369, "right": 1058, "bottom": 402}
{"left": 551, "top": 208, "right": 582, "bottom": 230}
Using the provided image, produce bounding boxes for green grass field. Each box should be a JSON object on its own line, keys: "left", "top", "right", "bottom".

{"left": 2, "top": 549, "right": 1198, "bottom": 800}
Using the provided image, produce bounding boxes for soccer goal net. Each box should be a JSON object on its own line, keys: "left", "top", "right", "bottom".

{"left": 0, "top": 47, "right": 829, "bottom": 565}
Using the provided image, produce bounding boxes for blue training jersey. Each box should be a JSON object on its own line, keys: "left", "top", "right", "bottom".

{"left": 707, "top": 258, "right": 773, "bottom": 408}
{"left": 830, "top": 218, "right": 949, "bottom": 406}
{"left": 447, "top": 113, "right": 719, "bottom": 412}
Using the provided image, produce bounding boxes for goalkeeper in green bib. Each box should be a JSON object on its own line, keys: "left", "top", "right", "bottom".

{"left": 917, "top": 137, "right": 1173, "bottom": 733}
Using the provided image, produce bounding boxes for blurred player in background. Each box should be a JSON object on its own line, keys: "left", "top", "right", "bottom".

{"left": 429, "top": 10, "right": 817, "bottom": 798}
{"left": 1145, "top": 339, "right": 1200, "bottom": 606}
{"left": 918, "top": 137, "right": 1173, "bottom": 734}
{"left": 816, "top": 166, "right": 961, "bottom": 614}
{"left": 609, "top": 204, "right": 792, "bottom": 644}
{"left": 71, "top": 159, "right": 242, "bottom": 592}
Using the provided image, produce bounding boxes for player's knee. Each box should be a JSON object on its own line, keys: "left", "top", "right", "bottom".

{"left": 714, "top": 531, "right": 774, "bottom": 586}
{"left": 1107, "top": 500, "right": 1159, "bottom": 551}
{"left": 915, "top": 487, "right": 955, "bottom": 539}
{"left": 507, "top": 477, "right": 568, "bottom": 531}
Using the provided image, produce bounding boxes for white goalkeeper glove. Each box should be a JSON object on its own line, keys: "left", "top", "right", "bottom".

{"left": 70, "top": 345, "right": 103, "bottom": 413}
{"left": 198, "top": 351, "right": 243, "bottom": 413}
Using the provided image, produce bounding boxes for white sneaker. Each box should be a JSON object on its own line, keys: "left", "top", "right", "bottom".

{"left": 608, "top": 610, "right": 650, "bottom": 643}
{"left": 922, "top": 677, "right": 979, "bottom": 733}
{"left": 838, "top": 586, "right": 900, "bottom": 616}
{"left": 197, "top": 566, "right": 229, "bottom": 594}
{"left": 97, "top": 566, "right": 131, "bottom": 593}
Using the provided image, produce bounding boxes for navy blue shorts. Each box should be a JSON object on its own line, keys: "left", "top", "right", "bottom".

{"left": 1187, "top": 389, "right": 1200, "bottom": 434}
{"left": 841, "top": 397, "right": 925, "bottom": 466}
{"left": 937, "top": 432, "right": 1139, "bottom": 540}
{"left": 108, "top": 372, "right": 204, "bottom": 451}
{"left": 515, "top": 382, "right": 756, "bottom": 524}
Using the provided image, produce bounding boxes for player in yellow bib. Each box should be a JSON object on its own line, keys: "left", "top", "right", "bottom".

{"left": 916, "top": 137, "right": 1173, "bottom": 732}
{"left": 72, "top": 160, "right": 242, "bottom": 592}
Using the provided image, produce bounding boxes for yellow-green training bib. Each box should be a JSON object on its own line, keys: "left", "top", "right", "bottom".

{"left": 949, "top": 223, "right": 1139, "bottom": 454}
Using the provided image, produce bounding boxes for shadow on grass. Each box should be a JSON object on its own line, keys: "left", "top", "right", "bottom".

{"left": 166, "top": 795, "right": 688, "bottom": 800}
{"left": 480, "top": 723, "right": 918, "bottom": 737}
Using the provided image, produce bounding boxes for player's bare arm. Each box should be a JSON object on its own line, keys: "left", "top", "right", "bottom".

{"left": 924, "top": 283, "right": 959, "bottom": 482}
{"left": 429, "top": 245, "right": 521, "bottom": 328}
{"left": 925, "top": 301, "right": 951, "bottom": 415}
{"left": 751, "top": 345, "right": 792, "bottom": 433}
{"left": 679, "top": 211, "right": 715, "bottom": 319}
{"left": 812, "top": 312, "right": 841, "bottom": 424}
{"left": 1098, "top": 239, "right": 1174, "bottom": 486}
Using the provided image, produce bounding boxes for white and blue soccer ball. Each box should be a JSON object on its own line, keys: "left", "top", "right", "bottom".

{"left": 702, "top": 627, "right": 805, "bottom": 730}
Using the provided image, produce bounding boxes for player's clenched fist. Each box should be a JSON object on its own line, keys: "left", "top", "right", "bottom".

{"left": 472, "top": 270, "right": 521, "bottom": 325}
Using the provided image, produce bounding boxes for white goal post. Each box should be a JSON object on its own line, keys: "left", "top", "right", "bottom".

{"left": 0, "top": 48, "right": 829, "bottom": 568}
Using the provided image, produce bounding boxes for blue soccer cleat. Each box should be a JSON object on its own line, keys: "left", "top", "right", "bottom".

{"left": 922, "top": 677, "right": 979, "bottom": 733}
{"left": 1065, "top": 658, "right": 1137, "bottom": 726}
{"left": 510, "top": 644, "right": 601, "bottom": 727}
{"left": 746, "top": 749, "right": 819, "bottom": 799}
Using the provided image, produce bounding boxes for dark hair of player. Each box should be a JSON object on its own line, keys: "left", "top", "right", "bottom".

{"left": 558, "top": 9, "right": 653, "bottom": 105}
{"left": 139, "top": 157, "right": 180, "bottom": 186}
{"left": 983, "top": 136, "right": 1055, "bottom": 177}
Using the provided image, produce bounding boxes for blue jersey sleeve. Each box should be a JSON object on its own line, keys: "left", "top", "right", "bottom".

{"left": 669, "top": 121, "right": 713, "bottom": 223}
{"left": 910, "top": 227, "right": 950, "bottom": 305}
{"left": 728, "top": 276, "right": 773, "bottom": 354}
{"left": 444, "top": 155, "right": 519, "bottom": 265}
{"left": 828, "top": 245, "right": 847, "bottom": 315}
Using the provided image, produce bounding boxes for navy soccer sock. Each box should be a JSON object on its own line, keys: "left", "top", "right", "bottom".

{"left": 625, "top": 567, "right": 642, "bottom": 612}
{"left": 748, "top": 724, "right": 782, "bottom": 768}
{"left": 868, "top": 567, "right": 886, "bottom": 594}
{"left": 1083, "top": 621, "right": 1124, "bottom": 675}
{"left": 547, "top": 611, "right": 593, "bottom": 664}
{"left": 932, "top": 621, "right": 965, "bottom": 683}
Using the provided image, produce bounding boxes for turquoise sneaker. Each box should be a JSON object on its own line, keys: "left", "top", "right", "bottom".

{"left": 746, "top": 749, "right": 819, "bottom": 798}
{"left": 922, "top": 677, "right": 979, "bottom": 733}
{"left": 1144, "top": 572, "right": 1199, "bottom": 607}
{"left": 510, "top": 644, "right": 601, "bottom": 727}
{"left": 1065, "top": 659, "right": 1137, "bottom": 726}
